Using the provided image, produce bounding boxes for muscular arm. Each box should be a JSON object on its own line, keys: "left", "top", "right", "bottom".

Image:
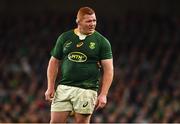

{"left": 45, "top": 56, "right": 60, "bottom": 101}
{"left": 96, "top": 59, "right": 114, "bottom": 109}
{"left": 100, "top": 59, "right": 114, "bottom": 96}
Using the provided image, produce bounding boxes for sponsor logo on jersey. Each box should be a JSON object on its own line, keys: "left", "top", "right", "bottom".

{"left": 89, "top": 42, "right": 95, "bottom": 49}
{"left": 76, "top": 42, "right": 84, "bottom": 48}
{"left": 68, "top": 52, "right": 87, "bottom": 62}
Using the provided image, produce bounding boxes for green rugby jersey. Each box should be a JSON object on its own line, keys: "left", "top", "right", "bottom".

{"left": 51, "top": 29, "right": 112, "bottom": 91}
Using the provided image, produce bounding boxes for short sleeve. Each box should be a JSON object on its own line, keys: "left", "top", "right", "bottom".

{"left": 50, "top": 34, "right": 64, "bottom": 60}
{"left": 99, "top": 38, "right": 113, "bottom": 60}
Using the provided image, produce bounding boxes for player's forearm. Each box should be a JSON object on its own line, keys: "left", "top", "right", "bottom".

{"left": 100, "top": 64, "right": 114, "bottom": 96}
{"left": 47, "top": 57, "right": 60, "bottom": 89}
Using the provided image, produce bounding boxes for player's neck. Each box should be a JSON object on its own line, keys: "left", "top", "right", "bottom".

{"left": 74, "top": 28, "right": 87, "bottom": 40}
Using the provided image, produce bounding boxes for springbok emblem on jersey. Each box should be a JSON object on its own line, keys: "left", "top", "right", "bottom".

{"left": 89, "top": 42, "right": 95, "bottom": 49}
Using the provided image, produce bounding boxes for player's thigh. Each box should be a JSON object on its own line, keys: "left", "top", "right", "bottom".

{"left": 51, "top": 85, "right": 73, "bottom": 112}
{"left": 51, "top": 111, "right": 70, "bottom": 123}
{"left": 74, "top": 113, "right": 91, "bottom": 123}
{"left": 72, "top": 88, "right": 97, "bottom": 114}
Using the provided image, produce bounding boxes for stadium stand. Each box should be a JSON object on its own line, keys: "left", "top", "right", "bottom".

{"left": 0, "top": 13, "right": 179, "bottom": 122}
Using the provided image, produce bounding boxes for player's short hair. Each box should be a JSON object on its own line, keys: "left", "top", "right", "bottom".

{"left": 76, "top": 7, "right": 95, "bottom": 22}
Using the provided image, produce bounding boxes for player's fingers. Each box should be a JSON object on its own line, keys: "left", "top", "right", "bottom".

{"left": 95, "top": 104, "right": 100, "bottom": 110}
{"left": 96, "top": 102, "right": 106, "bottom": 110}
{"left": 95, "top": 99, "right": 99, "bottom": 106}
{"left": 100, "top": 102, "right": 106, "bottom": 108}
{"left": 50, "top": 92, "right": 54, "bottom": 98}
{"left": 45, "top": 93, "right": 52, "bottom": 101}
{"left": 95, "top": 99, "right": 99, "bottom": 109}
{"left": 95, "top": 103, "right": 102, "bottom": 110}
{"left": 45, "top": 94, "right": 49, "bottom": 101}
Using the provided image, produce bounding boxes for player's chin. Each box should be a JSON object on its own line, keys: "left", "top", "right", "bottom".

{"left": 88, "top": 29, "right": 95, "bottom": 34}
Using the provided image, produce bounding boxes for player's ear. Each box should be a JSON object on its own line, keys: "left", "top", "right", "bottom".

{"left": 76, "top": 18, "right": 81, "bottom": 24}
{"left": 76, "top": 19, "right": 79, "bottom": 24}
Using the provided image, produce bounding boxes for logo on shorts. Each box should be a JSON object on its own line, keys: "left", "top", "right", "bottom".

{"left": 83, "top": 102, "right": 88, "bottom": 107}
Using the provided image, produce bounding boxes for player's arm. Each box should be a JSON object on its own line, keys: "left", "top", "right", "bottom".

{"left": 45, "top": 33, "right": 64, "bottom": 101}
{"left": 45, "top": 56, "right": 60, "bottom": 101}
{"left": 96, "top": 58, "right": 113, "bottom": 109}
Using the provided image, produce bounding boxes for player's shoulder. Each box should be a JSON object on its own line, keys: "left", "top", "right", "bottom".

{"left": 55, "top": 29, "right": 74, "bottom": 43}
{"left": 94, "top": 31, "right": 109, "bottom": 43}
{"left": 94, "top": 31, "right": 104, "bottom": 37}
{"left": 59, "top": 29, "right": 74, "bottom": 38}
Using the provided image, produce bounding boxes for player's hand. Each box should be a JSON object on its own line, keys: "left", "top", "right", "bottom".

{"left": 95, "top": 94, "right": 107, "bottom": 110}
{"left": 45, "top": 88, "right": 55, "bottom": 102}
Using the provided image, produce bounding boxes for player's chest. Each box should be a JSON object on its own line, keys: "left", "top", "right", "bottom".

{"left": 63, "top": 37, "right": 99, "bottom": 55}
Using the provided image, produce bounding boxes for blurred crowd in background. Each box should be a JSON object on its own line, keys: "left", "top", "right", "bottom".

{"left": 0, "top": 12, "right": 180, "bottom": 123}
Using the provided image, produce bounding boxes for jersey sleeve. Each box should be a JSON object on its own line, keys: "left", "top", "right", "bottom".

{"left": 99, "top": 38, "right": 113, "bottom": 60}
{"left": 50, "top": 34, "right": 64, "bottom": 60}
